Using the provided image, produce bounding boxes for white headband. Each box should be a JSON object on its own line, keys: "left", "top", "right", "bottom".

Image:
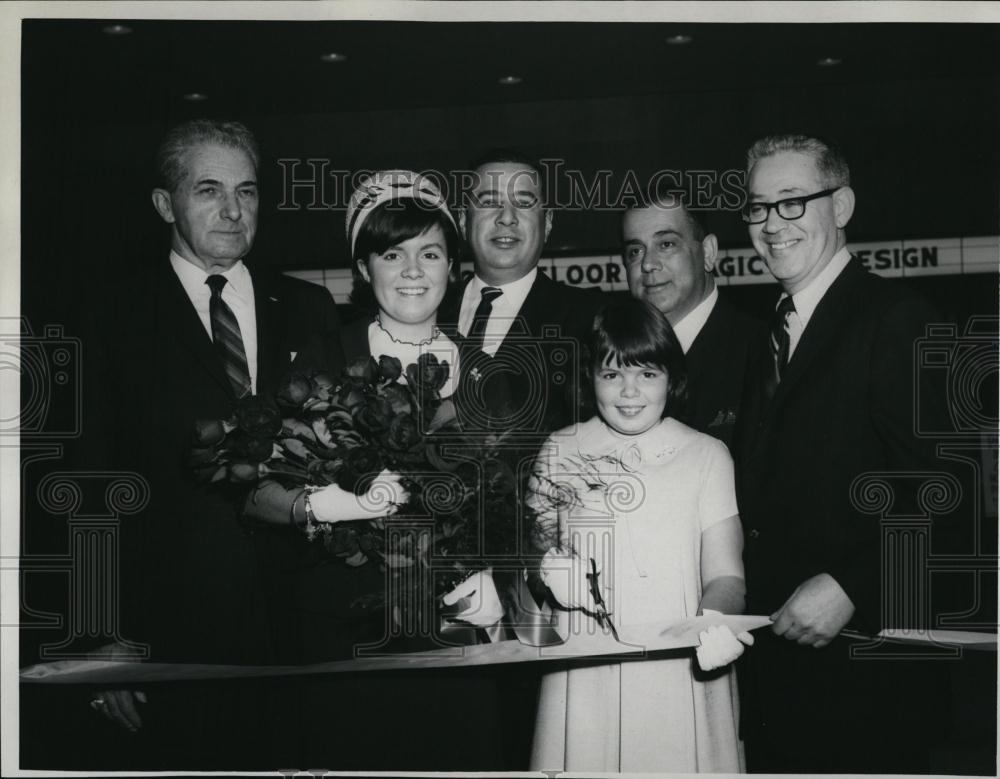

{"left": 345, "top": 169, "right": 456, "bottom": 255}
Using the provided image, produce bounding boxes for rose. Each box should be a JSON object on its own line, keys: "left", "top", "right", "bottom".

{"left": 235, "top": 397, "right": 283, "bottom": 438}
{"left": 352, "top": 395, "right": 395, "bottom": 436}
{"left": 276, "top": 372, "right": 313, "bottom": 407}
{"left": 482, "top": 456, "right": 517, "bottom": 496}
{"left": 227, "top": 431, "right": 275, "bottom": 464}
{"left": 228, "top": 462, "right": 261, "bottom": 483}
{"left": 337, "top": 379, "right": 367, "bottom": 411}
{"left": 335, "top": 445, "right": 386, "bottom": 495}
{"left": 377, "top": 355, "right": 403, "bottom": 383}
{"left": 344, "top": 356, "right": 378, "bottom": 384}
{"left": 385, "top": 413, "right": 421, "bottom": 451}
{"left": 306, "top": 457, "right": 340, "bottom": 485}
{"left": 405, "top": 353, "right": 450, "bottom": 395}
{"left": 193, "top": 418, "right": 226, "bottom": 447}
{"left": 310, "top": 371, "right": 336, "bottom": 394}
{"left": 380, "top": 383, "right": 415, "bottom": 416}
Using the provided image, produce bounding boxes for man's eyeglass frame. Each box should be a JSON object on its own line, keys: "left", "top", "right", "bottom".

{"left": 741, "top": 187, "right": 842, "bottom": 225}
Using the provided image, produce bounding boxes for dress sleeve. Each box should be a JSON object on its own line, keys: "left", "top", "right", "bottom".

{"left": 698, "top": 438, "right": 739, "bottom": 532}
{"left": 527, "top": 436, "right": 566, "bottom": 552}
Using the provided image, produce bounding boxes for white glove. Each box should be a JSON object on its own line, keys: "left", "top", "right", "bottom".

{"left": 441, "top": 568, "right": 505, "bottom": 627}
{"left": 540, "top": 548, "right": 601, "bottom": 612}
{"left": 309, "top": 469, "right": 409, "bottom": 523}
{"left": 696, "top": 609, "right": 755, "bottom": 671}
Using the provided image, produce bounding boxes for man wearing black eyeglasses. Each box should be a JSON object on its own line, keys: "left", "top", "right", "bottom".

{"left": 733, "top": 134, "right": 950, "bottom": 773}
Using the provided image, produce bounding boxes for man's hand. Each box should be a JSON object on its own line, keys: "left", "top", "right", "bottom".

{"left": 771, "top": 573, "right": 855, "bottom": 648}
{"left": 91, "top": 689, "right": 147, "bottom": 732}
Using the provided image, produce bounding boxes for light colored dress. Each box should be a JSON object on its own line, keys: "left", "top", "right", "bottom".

{"left": 366, "top": 321, "right": 461, "bottom": 398}
{"left": 529, "top": 415, "right": 744, "bottom": 773}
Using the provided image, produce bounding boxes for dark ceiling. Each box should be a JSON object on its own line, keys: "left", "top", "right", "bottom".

{"left": 23, "top": 19, "right": 1000, "bottom": 121}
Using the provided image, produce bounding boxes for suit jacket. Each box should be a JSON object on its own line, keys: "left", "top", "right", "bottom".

{"left": 683, "top": 292, "right": 763, "bottom": 449}
{"left": 733, "top": 258, "right": 950, "bottom": 768}
{"left": 95, "top": 260, "right": 340, "bottom": 664}
{"left": 449, "top": 271, "right": 605, "bottom": 438}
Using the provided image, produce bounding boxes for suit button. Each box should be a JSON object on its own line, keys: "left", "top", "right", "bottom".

{"left": 749, "top": 529, "right": 760, "bottom": 539}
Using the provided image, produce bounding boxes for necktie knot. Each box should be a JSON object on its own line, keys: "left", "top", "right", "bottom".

{"left": 206, "top": 274, "right": 227, "bottom": 296}
{"left": 480, "top": 286, "right": 502, "bottom": 305}
{"left": 467, "top": 286, "right": 503, "bottom": 351}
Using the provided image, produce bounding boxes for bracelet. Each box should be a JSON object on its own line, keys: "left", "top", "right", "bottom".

{"left": 289, "top": 489, "right": 308, "bottom": 529}
{"left": 302, "top": 487, "right": 321, "bottom": 541}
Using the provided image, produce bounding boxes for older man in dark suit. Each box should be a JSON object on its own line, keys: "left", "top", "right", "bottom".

{"left": 734, "top": 134, "right": 949, "bottom": 773}
{"left": 621, "top": 195, "right": 761, "bottom": 447}
{"left": 88, "top": 120, "right": 340, "bottom": 768}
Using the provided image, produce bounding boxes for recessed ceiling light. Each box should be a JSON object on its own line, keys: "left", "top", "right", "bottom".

{"left": 183, "top": 93, "right": 208, "bottom": 102}
{"left": 666, "top": 34, "right": 692, "bottom": 45}
{"left": 817, "top": 57, "right": 842, "bottom": 67}
{"left": 102, "top": 24, "right": 133, "bottom": 35}
{"left": 498, "top": 75, "right": 523, "bottom": 85}
{"left": 320, "top": 52, "right": 347, "bottom": 63}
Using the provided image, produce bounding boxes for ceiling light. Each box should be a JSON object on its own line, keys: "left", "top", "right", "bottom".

{"left": 183, "top": 93, "right": 208, "bottom": 102}
{"left": 666, "top": 34, "right": 692, "bottom": 45}
{"left": 320, "top": 52, "right": 347, "bottom": 63}
{"left": 102, "top": 24, "right": 133, "bottom": 35}
{"left": 817, "top": 57, "right": 842, "bottom": 67}
{"left": 498, "top": 75, "right": 523, "bottom": 85}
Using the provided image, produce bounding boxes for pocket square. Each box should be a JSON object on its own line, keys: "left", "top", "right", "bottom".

{"left": 290, "top": 351, "right": 298, "bottom": 362}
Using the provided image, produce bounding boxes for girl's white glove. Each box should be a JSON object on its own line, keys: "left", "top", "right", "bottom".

{"left": 309, "top": 469, "right": 409, "bottom": 523}
{"left": 441, "top": 568, "right": 505, "bottom": 627}
{"left": 540, "top": 548, "right": 601, "bottom": 612}
{"left": 696, "top": 609, "right": 755, "bottom": 671}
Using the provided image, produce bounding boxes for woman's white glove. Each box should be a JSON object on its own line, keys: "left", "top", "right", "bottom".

{"left": 540, "top": 548, "right": 602, "bottom": 613}
{"left": 696, "top": 609, "right": 755, "bottom": 671}
{"left": 440, "top": 568, "right": 505, "bottom": 627}
{"left": 309, "top": 469, "right": 409, "bottom": 523}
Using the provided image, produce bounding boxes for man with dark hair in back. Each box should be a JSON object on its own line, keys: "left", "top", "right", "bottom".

{"left": 621, "top": 192, "right": 761, "bottom": 446}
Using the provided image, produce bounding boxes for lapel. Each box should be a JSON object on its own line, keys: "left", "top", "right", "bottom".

{"left": 154, "top": 261, "right": 233, "bottom": 398}
{"left": 766, "top": 259, "right": 865, "bottom": 415}
{"left": 494, "top": 271, "right": 563, "bottom": 359}
{"left": 742, "top": 259, "right": 866, "bottom": 462}
{"left": 249, "top": 268, "right": 289, "bottom": 396}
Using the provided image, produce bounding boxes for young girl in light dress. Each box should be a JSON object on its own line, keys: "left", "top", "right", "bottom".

{"left": 529, "top": 298, "right": 753, "bottom": 773}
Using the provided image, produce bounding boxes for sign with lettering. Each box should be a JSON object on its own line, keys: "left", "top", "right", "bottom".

{"left": 288, "top": 236, "right": 998, "bottom": 303}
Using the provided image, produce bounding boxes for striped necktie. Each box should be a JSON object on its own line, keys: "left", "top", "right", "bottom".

{"left": 466, "top": 286, "right": 503, "bottom": 352}
{"left": 206, "top": 274, "right": 251, "bottom": 398}
{"left": 763, "top": 295, "right": 796, "bottom": 401}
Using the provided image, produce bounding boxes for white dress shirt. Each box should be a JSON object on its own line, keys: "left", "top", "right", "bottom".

{"left": 170, "top": 251, "right": 259, "bottom": 394}
{"left": 671, "top": 284, "right": 718, "bottom": 355}
{"left": 457, "top": 267, "right": 538, "bottom": 357}
{"left": 781, "top": 246, "right": 852, "bottom": 359}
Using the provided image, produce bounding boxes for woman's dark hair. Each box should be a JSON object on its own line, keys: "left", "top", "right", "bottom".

{"left": 581, "top": 298, "right": 689, "bottom": 421}
{"left": 349, "top": 198, "right": 461, "bottom": 312}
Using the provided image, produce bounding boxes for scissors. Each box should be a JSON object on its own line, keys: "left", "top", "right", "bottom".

{"left": 587, "top": 557, "right": 620, "bottom": 642}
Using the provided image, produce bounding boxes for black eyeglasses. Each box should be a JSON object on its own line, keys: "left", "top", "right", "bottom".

{"left": 741, "top": 187, "right": 841, "bottom": 224}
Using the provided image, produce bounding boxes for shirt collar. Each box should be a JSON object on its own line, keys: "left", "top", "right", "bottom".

{"left": 671, "top": 283, "right": 718, "bottom": 354}
{"left": 169, "top": 250, "right": 251, "bottom": 303}
{"left": 469, "top": 266, "right": 537, "bottom": 313}
{"left": 786, "top": 246, "right": 852, "bottom": 328}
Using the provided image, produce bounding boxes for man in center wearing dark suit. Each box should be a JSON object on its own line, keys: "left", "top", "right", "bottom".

{"left": 448, "top": 150, "right": 604, "bottom": 768}
{"left": 733, "top": 133, "right": 950, "bottom": 773}
{"left": 452, "top": 150, "right": 604, "bottom": 437}
{"left": 621, "top": 194, "right": 762, "bottom": 447}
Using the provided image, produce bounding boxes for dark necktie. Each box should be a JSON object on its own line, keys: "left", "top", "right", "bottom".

{"left": 763, "top": 295, "right": 796, "bottom": 401}
{"left": 466, "top": 286, "right": 503, "bottom": 352}
{"left": 206, "top": 275, "right": 251, "bottom": 398}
